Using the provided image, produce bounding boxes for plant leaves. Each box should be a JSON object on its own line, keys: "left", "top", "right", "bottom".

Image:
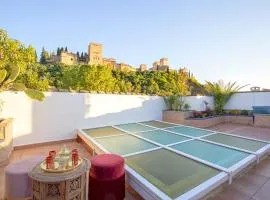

{"left": 5, "top": 64, "right": 20, "bottom": 84}
{"left": 0, "top": 69, "right": 7, "bottom": 84}
{"left": 24, "top": 89, "right": 45, "bottom": 101}
{"left": 12, "top": 83, "right": 26, "bottom": 91}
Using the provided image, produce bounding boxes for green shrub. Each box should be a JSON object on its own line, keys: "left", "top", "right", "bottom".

{"left": 183, "top": 103, "right": 190, "bottom": 111}
{"left": 164, "top": 95, "right": 181, "bottom": 111}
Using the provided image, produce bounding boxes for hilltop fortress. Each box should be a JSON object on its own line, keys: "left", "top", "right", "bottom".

{"left": 47, "top": 42, "right": 179, "bottom": 72}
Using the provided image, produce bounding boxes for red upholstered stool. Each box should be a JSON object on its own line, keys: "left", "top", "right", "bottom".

{"left": 89, "top": 154, "right": 125, "bottom": 200}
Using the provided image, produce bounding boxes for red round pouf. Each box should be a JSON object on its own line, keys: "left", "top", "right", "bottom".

{"left": 89, "top": 154, "right": 125, "bottom": 200}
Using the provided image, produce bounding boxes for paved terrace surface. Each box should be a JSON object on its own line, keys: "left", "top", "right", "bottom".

{"left": 209, "top": 123, "right": 270, "bottom": 200}
{"left": 0, "top": 140, "right": 142, "bottom": 200}
{"left": 0, "top": 123, "right": 269, "bottom": 200}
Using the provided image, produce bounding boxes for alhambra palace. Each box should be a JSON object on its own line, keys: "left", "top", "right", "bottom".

{"left": 46, "top": 42, "right": 189, "bottom": 73}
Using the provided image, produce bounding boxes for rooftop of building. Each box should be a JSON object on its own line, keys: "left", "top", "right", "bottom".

{"left": 1, "top": 123, "right": 270, "bottom": 200}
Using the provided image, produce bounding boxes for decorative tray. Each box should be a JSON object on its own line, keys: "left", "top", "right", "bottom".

{"left": 40, "top": 158, "right": 82, "bottom": 173}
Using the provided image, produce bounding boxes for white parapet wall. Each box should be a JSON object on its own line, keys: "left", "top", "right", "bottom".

{"left": 0, "top": 92, "right": 166, "bottom": 146}
{"left": 184, "top": 92, "right": 270, "bottom": 111}
{"left": 183, "top": 96, "right": 214, "bottom": 111}
{"left": 0, "top": 91, "right": 269, "bottom": 146}
{"left": 225, "top": 92, "right": 270, "bottom": 110}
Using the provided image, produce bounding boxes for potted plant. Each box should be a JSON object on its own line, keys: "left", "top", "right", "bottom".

{"left": 205, "top": 80, "right": 248, "bottom": 115}
{"left": 162, "top": 95, "right": 193, "bottom": 123}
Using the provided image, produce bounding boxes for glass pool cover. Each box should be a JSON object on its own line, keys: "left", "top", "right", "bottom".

{"left": 95, "top": 134, "right": 157, "bottom": 155}
{"left": 126, "top": 149, "right": 219, "bottom": 199}
{"left": 134, "top": 130, "right": 190, "bottom": 145}
{"left": 166, "top": 126, "right": 213, "bottom": 137}
{"left": 203, "top": 133, "right": 268, "bottom": 152}
{"left": 82, "top": 120, "right": 269, "bottom": 199}
{"left": 84, "top": 126, "right": 125, "bottom": 138}
{"left": 116, "top": 123, "right": 155, "bottom": 132}
{"left": 171, "top": 140, "right": 249, "bottom": 168}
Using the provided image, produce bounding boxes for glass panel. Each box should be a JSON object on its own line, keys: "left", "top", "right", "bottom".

{"left": 83, "top": 126, "right": 125, "bottom": 138}
{"left": 95, "top": 134, "right": 157, "bottom": 155}
{"left": 204, "top": 134, "right": 268, "bottom": 152}
{"left": 116, "top": 123, "right": 154, "bottom": 133}
{"left": 171, "top": 140, "right": 250, "bottom": 168}
{"left": 135, "top": 130, "right": 191, "bottom": 145}
{"left": 126, "top": 149, "right": 219, "bottom": 199}
{"left": 140, "top": 120, "right": 176, "bottom": 128}
{"left": 166, "top": 126, "right": 213, "bottom": 137}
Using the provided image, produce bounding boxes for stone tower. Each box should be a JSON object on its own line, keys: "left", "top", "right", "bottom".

{"left": 160, "top": 57, "right": 168, "bottom": 66}
{"left": 139, "top": 64, "right": 147, "bottom": 72}
{"left": 88, "top": 43, "right": 103, "bottom": 65}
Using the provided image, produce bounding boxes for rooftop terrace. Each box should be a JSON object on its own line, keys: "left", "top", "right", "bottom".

{"left": 1, "top": 123, "right": 269, "bottom": 200}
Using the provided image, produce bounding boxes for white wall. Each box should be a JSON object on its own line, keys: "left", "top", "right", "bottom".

{"left": 0, "top": 92, "right": 165, "bottom": 146}
{"left": 183, "top": 96, "right": 214, "bottom": 111}
{"left": 1, "top": 91, "right": 269, "bottom": 146}
{"left": 225, "top": 92, "right": 270, "bottom": 110}
{"left": 183, "top": 92, "right": 270, "bottom": 111}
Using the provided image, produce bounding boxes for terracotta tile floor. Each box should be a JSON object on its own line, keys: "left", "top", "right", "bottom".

{"left": 0, "top": 140, "right": 140, "bottom": 200}
{"left": 0, "top": 123, "right": 269, "bottom": 200}
{"left": 209, "top": 123, "right": 270, "bottom": 200}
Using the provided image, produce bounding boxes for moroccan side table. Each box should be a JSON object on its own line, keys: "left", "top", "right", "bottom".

{"left": 28, "top": 158, "right": 90, "bottom": 200}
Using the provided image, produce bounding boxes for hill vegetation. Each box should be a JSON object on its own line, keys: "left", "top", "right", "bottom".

{"left": 1, "top": 29, "right": 208, "bottom": 96}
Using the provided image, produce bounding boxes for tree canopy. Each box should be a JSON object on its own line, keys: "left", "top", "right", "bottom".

{"left": 0, "top": 29, "right": 36, "bottom": 72}
{"left": 0, "top": 29, "right": 45, "bottom": 100}
{"left": 0, "top": 28, "right": 208, "bottom": 97}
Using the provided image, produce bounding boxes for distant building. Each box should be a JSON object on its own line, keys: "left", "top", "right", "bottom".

{"left": 262, "top": 88, "right": 270, "bottom": 92}
{"left": 103, "top": 57, "right": 117, "bottom": 69}
{"left": 87, "top": 42, "right": 137, "bottom": 71}
{"left": 150, "top": 57, "right": 169, "bottom": 71}
{"left": 45, "top": 42, "right": 146, "bottom": 72}
{"left": 160, "top": 57, "right": 168, "bottom": 66}
{"left": 59, "top": 52, "right": 78, "bottom": 65}
{"left": 47, "top": 51, "right": 78, "bottom": 65}
{"left": 139, "top": 64, "right": 147, "bottom": 72}
{"left": 47, "top": 53, "right": 60, "bottom": 63}
{"left": 78, "top": 53, "right": 88, "bottom": 63}
{"left": 250, "top": 86, "right": 261, "bottom": 91}
{"left": 88, "top": 43, "right": 103, "bottom": 65}
{"left": 262, "top": 88, "right": 270, "bottom": 91}
{"left": 115, "top": 63, "right": 136, "bottom": 72}
{"left": 179, "top": 67, "right": 189, "bottom": 74}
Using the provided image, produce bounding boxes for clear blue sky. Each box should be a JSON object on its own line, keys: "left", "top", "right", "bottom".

{"left": 1, "top": 0, "right": 270, "bottom": 89}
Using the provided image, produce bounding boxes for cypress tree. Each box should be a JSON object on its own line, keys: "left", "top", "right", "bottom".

{"left": 40, "top": 47, "right": 49, "bottom": 64}
{"left": 57, "top": 47, "right": 61, "bottom": 56}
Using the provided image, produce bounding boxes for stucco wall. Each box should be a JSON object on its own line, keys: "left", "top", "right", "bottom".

{"left": 225, "top": 92, "right": 270, "bottom": 110}
{"left": 0, "top": 91, "right": 269, "bottom": 146}
{"left": 0, "top": 92, "right": 165, "bottom": 146}
{"left": 185, "top": 92, "right": 270, "bottom": 111}
{"left": 183, "top": 96, "right": 214, "bottom": 111}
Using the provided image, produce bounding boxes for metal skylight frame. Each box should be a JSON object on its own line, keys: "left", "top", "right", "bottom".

{"left": 77, "top": 119, "right": 270, "bottom": 200}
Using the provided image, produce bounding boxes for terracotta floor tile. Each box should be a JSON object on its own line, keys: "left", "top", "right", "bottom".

{"left": 211, "top": 186, "right": 251, "bottom": 200}
{"left": 233, "top": 171, "right": 269, "bottom": 196}
{"left": 1, "top": 124, "right": 269, "bottom": 200}
{"left": 209, "top": 124, "right": 270, "bottom": 200}
{"left": 251, "top": 158, "right": 270, "bottom": 178}
{"left": 252, "top": 179, "right": 270, "bottom": 200}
